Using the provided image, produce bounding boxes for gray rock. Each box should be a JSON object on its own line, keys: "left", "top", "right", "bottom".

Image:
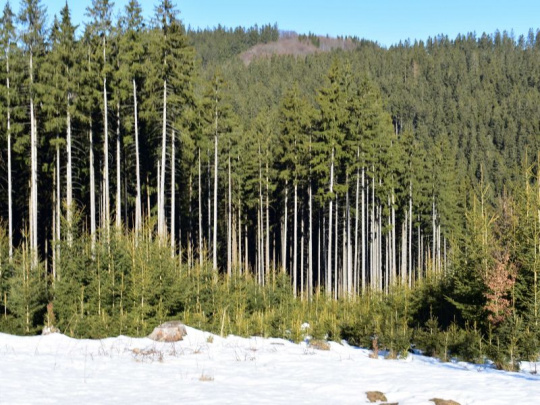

{"left": 148, "top": 321, "right": 187, "bottom": 342}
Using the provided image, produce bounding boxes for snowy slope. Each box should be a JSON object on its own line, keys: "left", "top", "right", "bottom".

{"left": 0, "top": 327, "right": 539, "bottom": 405}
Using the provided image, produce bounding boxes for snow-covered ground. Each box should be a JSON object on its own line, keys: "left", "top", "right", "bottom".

{"left": 1, "top": 326, "right": 539, "bottom": 404}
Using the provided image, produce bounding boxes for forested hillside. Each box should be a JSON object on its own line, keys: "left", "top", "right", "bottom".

{"left": 1, "top": 0, "right": 540, "bottom": 370}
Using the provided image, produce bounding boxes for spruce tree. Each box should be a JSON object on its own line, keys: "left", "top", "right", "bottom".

{"left": 18, "top": 0, "right": 47, "bottom": 267}
{"left": 85, "top": 0, "right": 115, "bottom": 240}
{"left": 145, "top": 0, "right": 194, "bottom": 242}
{"left": 117, "top": 0, "right": 145, "bottom": 233}
{"left": 0, "top": 2, "right": 18, "bottom": 260}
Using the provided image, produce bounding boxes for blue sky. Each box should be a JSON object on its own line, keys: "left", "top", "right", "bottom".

{"left": 4, "top": 0, "right": 540, "bottom": 47}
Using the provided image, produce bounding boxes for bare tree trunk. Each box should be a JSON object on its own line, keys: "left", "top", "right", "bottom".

{"left": 293, "top": 180, "right": 298, "bottom": 296}
{"left": 245, "top": 224, "right": 248, "bottom": 274}
{"left": 66, "top": 100, "right": 73, "bottom": 245}
{"left": 90, "top": 125, "right": 96, "bottom": 252}
{"left": 171, "top": 130, "right": 176, "bottom": 257}
{"left": 301, "top": 212, "right": 305, "bottom": 299}
{"left": 408, "top": 182, "right": 413, "bottom": 284}
{"left": 213, "top": 98, "right": 218, "bottom": 271}
{"left": 103, "top": 75, "right": 110, "bottom": 242}
{"left": 55, "top": 135, "right": 61, "bottom": 278}
{"left": 133, "top": 80, "right": 142, "bottom": 233}
{"left": 342, "top": 197, "right": 346, "bottom": 297}
{"left": 208, "top": 148, "right": 212, "bottom": 259}
{"left": 198, "top": 149, "right": 203, "bottom": 268}
{"left": 282, "top": 180, "right": 288, "bottom": 273}
{"left": 6, "top": 58, "right": 13, "bottom": 260}
{"left": 354, "top": 152, "right": 360, "bottom": 294}
{"left": 308, "top": 181, "right": 313, "bottom": 300}
{"left": 334, "top": 195, "right": 338, "bottom": 300}
{"left": 266, "top": 161, "right": 270, "bottom": 278}
{"left": 318, "top": 216, "right": 321, "bottom": 292}
{"left": 238, "top": 197, "right": 242, "bottom": 274}
{"left": 370, "top": 176, "right": 375, "bottom": 290}
{"left": 258, "top": 151, "right": 264, "bottom": 283}
{"left": 347, "top": 178, "right": 352, "bottom": 297}
{"left": 116, "top": 103, "right": 121, "bottom": 230}
{"left": 327, "top": 147, "right": 335, "bottom": 296}
{"left": 227, "top": 154, "right": 232, "bottom": 276}
{"left": 30, "top": 94, "right": 38, "bottom": 266}
{"left": 159, "top": 80, "right": 167, "bottom": 241}
{"left": 361, "top": 167, "right": 366, "bottom": 292}
{"left": 432, "top": 198, "right": 437, "bottom": 275}
{"left": 391, "top": 191, "right": 396, "bottom": 286}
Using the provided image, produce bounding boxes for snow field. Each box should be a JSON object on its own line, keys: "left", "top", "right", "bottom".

{"left": 1, "top": 327, "right": 539, "bottom": 404}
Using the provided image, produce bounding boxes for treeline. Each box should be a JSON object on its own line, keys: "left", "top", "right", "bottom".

{"left": 0, "top": 0, "right": 540, "bottom": 369}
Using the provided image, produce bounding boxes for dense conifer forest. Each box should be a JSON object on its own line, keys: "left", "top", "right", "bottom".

{"left": 1, "top": 0, "right": 540, "bottom": 370}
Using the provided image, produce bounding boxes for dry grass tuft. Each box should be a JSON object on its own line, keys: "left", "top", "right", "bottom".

{"left": 308, "top": 339, "right": 330, "bottom": 351}
{"left": 199, "top": 373, "right": 214, "bottom": 382}
{"left": 131, "top": 347, "right": 164, "bottom": 363}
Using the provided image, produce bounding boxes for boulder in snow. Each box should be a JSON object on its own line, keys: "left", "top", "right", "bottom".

{"left": 366, "top": 391, "right": 387, "bottom": 403}
{"left": 148, "top": 321, "right": 187, "bottom": 342}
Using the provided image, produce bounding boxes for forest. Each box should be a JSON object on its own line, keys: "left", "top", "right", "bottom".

{"left": 1, "top": 0, "right": 540, "bottom": 371}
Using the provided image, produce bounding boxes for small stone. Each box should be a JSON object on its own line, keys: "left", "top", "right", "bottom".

{"left": 366, "top": 391, "right": 387, "bottom": 402}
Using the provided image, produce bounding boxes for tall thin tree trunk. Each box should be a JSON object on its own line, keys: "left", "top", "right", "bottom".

{"left": 103, "top": 74, "right": 110, "bottom": 241}
{"left": 308, "top": 181, "right": 313, "bottom": 300}
{"left": 208, "top": 148, "right": 212, "bottom": 257}
{"left": 238, "top": 197, "right": 242, "bottom": 274}
{"left": 391, "top": 191, "right": 396, "bottom": 286}
{"left": 198, "top": 149, "right": 203, "bottom": 268}
{"left": 266, "top": 161, "right": 270, "bottom": 277}
{"left": 318, "top": 216, "right": 321, "bottom": 292}
{"left": 371, "top": 175, "right": 375, "bottom": 290}
{"left": 258, "top": 149, "right": 264, "bottom": 283}
{"left": 133, "top": 80, "right": 142, "bottom": 234}
{"left": 408, "top": 182, "right": 413, "bottom": 284}
{"left": 361, "top": 167, "right": 366, "bottom": 292}
{"left": 66, "top": 100, "right": 73, "bottom": 245}
{"left": 30, "top": 92, "right": 38, "bottom": 266}
{"left": 227, "top": 153, "right": 232, "bottom": 276}
{"left": 213, "top": 99, "right": 218, "bottom": 271}
{"left": 347, "top": 177, "right": 352, "bottom": 297}
{"left": 55, "top": 135, "right": 61, "bottom": 278}
{"left": 342, "top": 197, "right": 347, "bottom": 297}
{"left": 159, "top": 80, "right": 167, "bottom": 241}
{"left": 354, "top": 153, "right": 360, "bottom": 294}
{"left": 301, "top": 212, "right": 305, "bottom": 299}
{"left": 334, "top": 195, "right": 339, "bottom": 300}
{"left": 116, "top": 103, "right": 121, "bottom": 230}
{"left": 90, "top": 125, "right": 96, "bottom": 252}
{"left": 6, "top": 57, "right": 12, "bottom": 260}
{"left": 282, "top": 180, "right": 288, "bottom": 273}
{"left": 327, "top": 147, "right": 335, "bottom": 296}
{"left": 245, "top": 224, "right": 248, "bottom": 274}
{"left": 171, "top": 130, "right": 176, "bottom": 257}
{"left": 293, "top": 180, "right": 298, "bottom": 296}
